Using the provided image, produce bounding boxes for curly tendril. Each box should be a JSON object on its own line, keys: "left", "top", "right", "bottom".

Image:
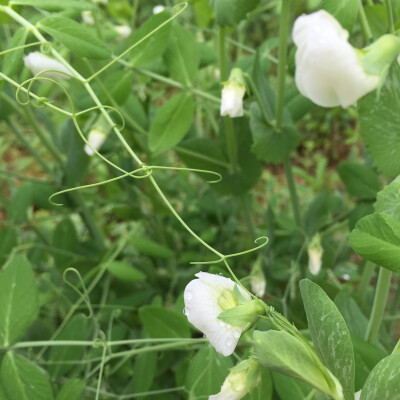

{"left": 190, "top": 236, "right": 269, "bottom": 265}
{"left": 63, "top": 268, "right": 94, "bottom": 319}
{"left": 49, "top": 165, "right": 222, "bottom": 206}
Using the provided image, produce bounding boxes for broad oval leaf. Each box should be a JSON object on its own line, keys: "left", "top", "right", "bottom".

{"left": 374, "top": 177, "right": 400, "bottom": 221}
{"left": 0, "top": 353, "right": 53, "bottom": 400}
{"left": 38, "top": 16, "right": 110, "bottom": 59}
{"left": 359, "top": 66, "right": 400, "bottom": 177}
{"left": 164, "top": 24, "right": 199, "bottom": 86}
{"left": 139, "top": 305, "right": 190, "bottom": 338}
{"left": 3, "top": 27, "right": 28, "bottom": 76}
{"left": 253, "top": 330, "right": 336, "bottom": 398}
{"left": 0, "top": 255, "right": 39, "bottom": 346}
{"left": 300, "top": 279, "right": 355, "bottom": 400}
{"left": 149, "top": 92, "right": 194, "bottom": 155}
{"left": 106, "top": 261, "right": 146, "bottom": 282}
{"left": 185, "top": 345, "right": 233, "bottom": 397}
{"left": 350, "top": 213, "right": 400, "bottom": 273}
{"left": 338, "top": 162, "right": 380, "bottom": 200}
{"left": 55, "top": 379, "right": 84, "bottom": 400}
{"left": 322, "top": 0, "right": 359, "bottom": 31}
{"left": 360, "top": 354, "right": 400, "bottom": 400}
{"left": 129, "top": 235, "right": 175, "bottom": 259}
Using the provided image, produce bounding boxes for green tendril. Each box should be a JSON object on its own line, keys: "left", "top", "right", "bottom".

{"left": 0, "top": 41, "right": 47, "bottom": 56}
{"left": 63, "top": 268, "right": 94, "bottom": 319}
{"left": 75, "top": 105, "right": 125, "bottom": 131}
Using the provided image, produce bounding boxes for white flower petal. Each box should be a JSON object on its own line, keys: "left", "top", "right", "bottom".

{"left": 293, "top": 10, "right": 379, "bottom": 108}
{"left": 24, "top": 52, "right": 71, "bottom": 80}
{"left": 114, "top": 25, "right": 132, "bottom": 39}
{"left": 220, "top": 85, "right": 245, "bottom": 118}
{"left": 84, "top": 129, "right": 107, "bottom": 156}
{"left": 209, "top": 370, "right": 248, "bottom": 400}
{"left": 153, "top": 5, "right": 165, "bottom": 14}
{"left": 355, "top": 391, "right": 361, "bottom": 400}
{"left": 184, "top": 272, "right": 250, "bottom": 356}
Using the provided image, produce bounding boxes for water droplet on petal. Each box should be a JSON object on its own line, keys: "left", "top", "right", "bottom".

{"left": 225, "top": 338, "right": 233, "bottom": 347}
{"left": 219, "top": 321, "right": 226, "bottom": 327}
{"left": 233, "top": 330, "right": 241, "bottom": 339}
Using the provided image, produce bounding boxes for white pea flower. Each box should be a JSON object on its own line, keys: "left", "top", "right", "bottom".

{"left": 250, "top": 258, "right": 266, "bottom": 298}
{"left": 184, "top": 272, "right": 253, "bottom": 356}
{"left": 82, "top": 11, "right": 94, "bottom": 25}
{"left": 210, "top": 359, "right": 261, "bottom": 400}
{"left": 220, "top": 68, "right": 246, "bottom": 118}
{"left": 307, "top": 234, "right": 323, "bottom": 276}
{"left": 153, "top": 5, "right": 165, "bottom": 14}
{"left": 24, "top": 52, "right": 71, "bottom": 80}
{"left": 84, "top": 128, "right": 107, "bottom": 156}
{"left": 355, "top": 391, "right": 362, "bottom": 400}
{"left": 293, "top": 10, "right": 400, "bottom": 108}
{"left": 114, "top": 25, "right": 132, "bottom": 39}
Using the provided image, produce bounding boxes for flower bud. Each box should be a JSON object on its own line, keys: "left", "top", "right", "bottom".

{"left": 84, "top": 128, "right": 107, "bottom": 156}
{"left": 250, "top": 257, "right": 266, "bottom": 297}
{"left": 220, "top": 68, "right": 246, "bottom": 118}
{"left": 81, "top": 11, "right": 94, "bottom": 25}
{"left": 23, "top": 52, "right": 71, "bottom": 80}
{"left": 293, "top": 11, "right": 400, "bottom": 108}
{"left": 153, "top": 5, "right": 165, "bottom": 15}
{"left": 209, "top": 359, "right": 261, "bottom": 400}
{"left": 184, "top": 272, "right": 252, "bottom": 356}
{"left": 114, "top": 25, "right": 132, "bottom": 39}
{"left": 307, "top": 234, "right": 323, "bottom": 276}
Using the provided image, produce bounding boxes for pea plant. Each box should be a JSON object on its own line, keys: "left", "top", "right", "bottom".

{"left": 0, "top": 0, "right": 400, "bottom": 399}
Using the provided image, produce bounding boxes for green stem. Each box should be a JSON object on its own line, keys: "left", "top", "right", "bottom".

{"left": 358, "top": 261, "right": 375, "bottom": 305}
{"left": 219, "top": 27, "right": 238, "bottom": 173}
{"left": 240, "top": 195, "right": 256, "bottom": 239}
{"left": 365, "top": 267, "right": 392, "bottom": 342}
{"left": 283, "top": 157, "right": 302, "bottom": 229}
{"left": 358, "top": 0, "right": 373, "bottom": 41}
{"left": 275, "top": 0, "right": 290, "bottom": 130}
{"left": 385, "top": 0, "right": 395, "bottom": 33}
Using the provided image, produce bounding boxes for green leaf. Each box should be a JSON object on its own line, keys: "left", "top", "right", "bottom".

{"left": 0, "top": 353, "right": 53, "bottom": 400}
{"left": 300, "top": 279, "right": 355, "bottom": 400}
{"left": 106, "top": 261, "right": 145, "bottom": 282}
{"left": 139, "top": 306, "right": 190, "bottom": 338}
{"left": 374, "top": 177, "right": 400, "bottom": 221}
{"left": 149, "top": 92, "right": 194, "bottom": 154}
{"left": 272, "top": 373, "right": 313, "bottom": 400}
{"left": 52, "top": 218, "right": 78, "bottom": 268}
{"left": 253, "top": 330, "right": 334, "bottom": 397}
{"left": 350, "top": 212, "right": 400, "bottom": 272}
{"left": 214, "top": 0, "right": 261, "bottom": 26}
{"left": 250, "top": 103, "right": 300, "bottom": 164}
{"left": 164, "top": 24, "right": 199, "bottom": 86}
{"left": 185, "top": 345, "right": 233, "bottom": 397}
{"left": 129, "top": 235, "right": 174, "bottom": 259}
{"left": 56, "top": 379, "right": 85, "bottom": 400}
{"left": 10, "top": 0, "right": 94, "bottom": 10}
{"left": 7, "top": 184, "right": 34, "bottom": 222}
{"left": 334, "top": 289, "right": 368, "bottom": 339}
{"left": 364, "top": 5, "right": 388, "bottom": 38}
{"left": 360, "top": 354, "right": 400, "bottom": 400}
{"left": 124, "top": 11, "right": 171, "bottom": 67}
{"left": 322, "top": 0, "right": 359, "bottom": 31}
{"left": 177, "top": 118, "right": 262, "bottom": 196}
{"left": 0, "top": 227, "right": 18, "bottom": 266}
{"left": 132, "top": 353, "right": 157, "bottom": 394}
{"left": 48, "top": 314, "right": 88, "bottom": 379}
{"left": 38, "top": 16, "right": 110, "bottom": 59}
{"left": 338, "top": 162, "right": 380, "bottom": 200}
{"left": 101, "top": 70, "right": 133, "bottom": 106}
{"left": 0, "top": 255, "right": 38, "bottom": 346}
{"left": 246, "top": 369, "right": 273, "bottom": 400}
{"left": 3, "top": 27, "right": 28, "bottom": 76}
{"left": 359, "top": 66, "right": 400, "bottom": 177}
